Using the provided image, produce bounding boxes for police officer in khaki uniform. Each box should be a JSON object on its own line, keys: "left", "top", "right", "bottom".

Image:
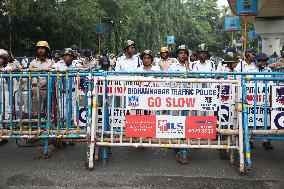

{"left": 158, "top": 47, "right": 177, "bottom": 71}
{"left": 29, "top": 41, "right": 53, "bottom": 113}
{"left": 30, "top": 41, "right": 53, "bottom": 69}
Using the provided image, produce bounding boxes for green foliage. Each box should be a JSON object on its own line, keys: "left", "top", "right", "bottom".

{"left": 0, "top": 0, "right": 231, "bottom": 56}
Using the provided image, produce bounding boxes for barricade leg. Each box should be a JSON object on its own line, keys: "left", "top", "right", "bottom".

{"left": 43, "top": 139, "right": 49, "bottom": 158}
{"left": 242, "top": 77, "right": 251, "bottom": 170}
{"left": 176, "top": 148, "right": 189, "bottom": 164}
{"left": 102, "top": 146, "right": 108, "bottom": 164}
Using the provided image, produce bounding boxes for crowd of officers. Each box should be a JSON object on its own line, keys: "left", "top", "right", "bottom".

{"left": 1, "top": 40, "right": 284, "bottom": 149}
{"left": 0, "top": 40, "right": 284, "bottom": 74}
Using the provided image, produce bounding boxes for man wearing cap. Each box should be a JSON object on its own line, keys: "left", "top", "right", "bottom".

{"left": 30, "top": 41, "right": 53, "bottom": 69}
{"left": 70, "top": 45, "right": 82, "bottom": 63}
{"left": 52, "top": 50, "right": 61, "bottom": 63}
{"left": 192, "top": 45, "right": 215, "bottom": 72}
{"left": 256, "top": 53, "right": 271, "bottom": 72}
{"left": 168, "top": 45, "right": 190, "bottom": 71}
{"left": 235, "top": 48, "right": 258, "bottom": 72}
{"left": 115, "top": 40, "right": 141, "bottom": 71}
{"left": 158, "top": 47, "right": 177, "bottom": 71}
{"left": 52, "top": 48, "right": 82, "bottom": 69}
{"left": 82, "top": 49, "right": 97, "bottom": 69}
{"left": 29, "top": 41, "right": 54, "bottom": 113}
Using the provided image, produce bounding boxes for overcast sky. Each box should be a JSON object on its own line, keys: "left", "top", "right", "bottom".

{"left": 217, "top": 0, "right": 229, "bottom": 7}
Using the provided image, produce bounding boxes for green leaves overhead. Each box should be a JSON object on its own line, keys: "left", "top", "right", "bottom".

{"left": 0, "top": 0, "right": 230, "bottom": 56}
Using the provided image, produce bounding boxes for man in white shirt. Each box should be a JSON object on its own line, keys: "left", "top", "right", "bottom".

{"left": 52, "top": 48, "right": 82, "bottom": 69}
{"left": 235, "top": 48, "right": 258, "bottom": 72}
{"left": 115, "top": 40, "right": 141, "bottom": 71}
{"left": 192, "top": 45, "right": 215, "bottom": 72}
{"left": 169, "top": 45, "right": 189, "bottom": 72}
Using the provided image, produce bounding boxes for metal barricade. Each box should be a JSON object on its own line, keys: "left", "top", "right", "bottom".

{"left": 87, "top": 74, "right": 245, "bottom": 172}
{"left": 0, "top": 69, "right": 99, "bottom": 157}
{"left": 242, "top": 76, "right": 284, "bottom": 169}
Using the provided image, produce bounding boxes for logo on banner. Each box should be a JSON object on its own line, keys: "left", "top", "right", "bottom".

{"left": 214, "top": 105, "right": 230, "bottom": 124}
{"left": 271, "top": 111, "right": 284, "bottom": 130}
{"left": 156, "top": 116, "right": 185, "bottom": 138}
{"left": 128, "top": 96, "right": 139, "bottom": 107}
{"left": 276, "top": 87, "right": 284, "bottom": 105}
{"left": 79, "top": 107, "right": 86, "bottom": 124}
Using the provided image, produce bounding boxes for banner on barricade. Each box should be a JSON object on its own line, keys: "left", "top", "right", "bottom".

{"left": 272, "top": 86, "right": 284, "bottom": 108}
{"left": 246, "top": 83, "right": 271, "bottom": 105}
{"left": 185, "top": 116, "right": 217, "bottom": 139}
{"left": 78, "top": 107, "right": 155, "bottom": 127}
{"left": 125, "top": 115, "right": 217, "bottom": 139}
{"left": 214, "top": 104, "right": 235, "bottom": 126}
{"left": 271, "top": 110, "right": 284, "bottom": 130}
{"left": 125, "top": 87, "right": 218, "bottom": 111}
{"left": 248, "top": 106, "right": 271, "bottom": 127}
{"left": 212, "top": 84, "right": 237, "bottom": 104}
{"left": 97, "top": 77, "right": 184, "bottom": 96}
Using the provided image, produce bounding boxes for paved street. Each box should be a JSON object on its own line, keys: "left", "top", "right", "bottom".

{"left": 0, "top": 140, "right": 283, "bottom": 189}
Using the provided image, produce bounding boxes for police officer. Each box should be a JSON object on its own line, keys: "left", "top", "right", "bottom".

{"left": 169, "top": 45, "right": 189, "bottom": 71}
{"left": 7, "top": 51, "right": 22, "bottom": 69}
{"left": 256, "top": 53, "right": 271, "bottom": 72}
{"left": 192, "top": 44, "right": 215, "bottom": 72}
{"left": 0, "top": 49, "right": 10, "bottom": 144}
{"left": 136, "top": 50, "right": 160, "bottom": 71}
{"left": 235, "top": 48, "right": 258, "bottom": 72}
{"left": 99, "top": 55, "right": 110, "bottom": 71}
{"left": 30, "top": 41, "right": 53, "bottom": 69}
{"left": 52, "top": 48, "right": 82, "bottom": 69}
{"left": 158, "top": 47, "right": 177, "bottom": 71}
{"left": 0, "top": 49, "right": 12, "bottom": 70}
{"left": 71, "top": 45, "right": 84, "bottom": 65}
{"left": 52, "top": 50, "right": 61, "bottom": 63}
{"left": 115, "top": 40, "right": 141, "bottom": 71}
{"left": 29, "top": 41, "right": 54, "bottom": 113}
{"left": 82, "top": 49, "right": 97, "bottom": 69}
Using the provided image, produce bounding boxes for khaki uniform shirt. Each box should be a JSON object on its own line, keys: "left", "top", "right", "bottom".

{"left": 158, "top": 58, "right": 177, "bottom": 71}
{"left": 29, "top": 58, "right": 53, "bottom": 87}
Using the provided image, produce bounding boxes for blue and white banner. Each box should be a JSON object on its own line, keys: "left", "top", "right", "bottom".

{"left": 126, "top": 87, "right": 218, "bottom": 111}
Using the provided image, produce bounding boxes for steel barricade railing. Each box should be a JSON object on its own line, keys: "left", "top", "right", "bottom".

{"left": 242, "top": 76, "right": 284, "bottom": 169}
{"left": 88, "top": 74, "right": 245, "bottom": 172}
{"left": 0, "top": 70, "right": 103, "bottom": 156}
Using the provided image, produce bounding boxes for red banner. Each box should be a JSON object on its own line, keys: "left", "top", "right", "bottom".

{"left": 185, "top": 116, "right": 217, "bottom": 139}
{"left": 125, "top": 115, "right": 156, "bottom": 138}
